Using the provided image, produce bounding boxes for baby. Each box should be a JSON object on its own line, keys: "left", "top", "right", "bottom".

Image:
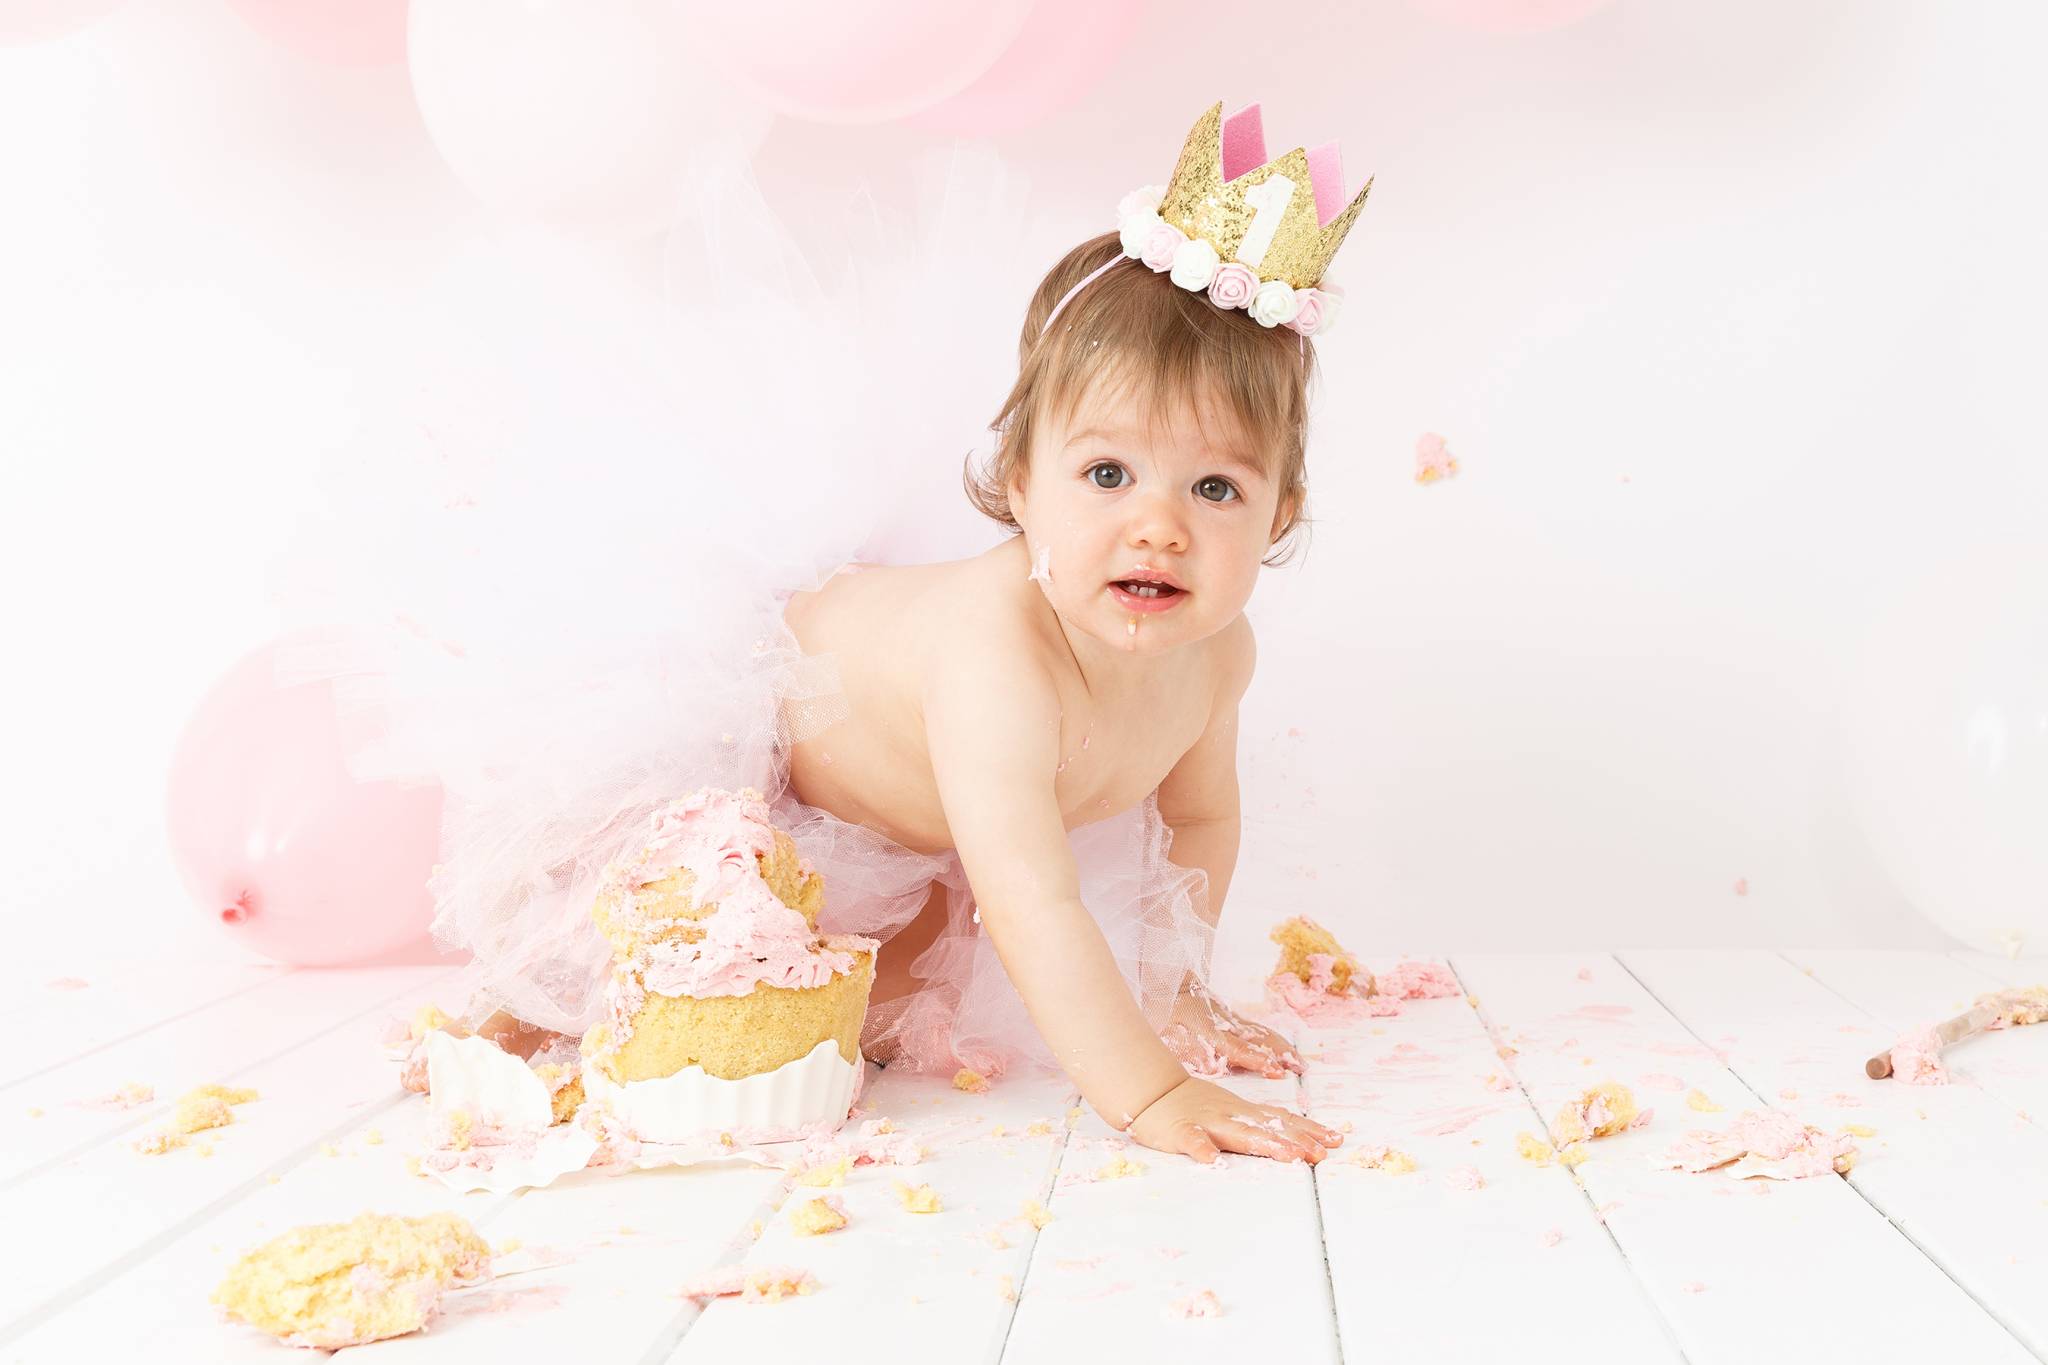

{"left": 778, "top": 226, "right": 1341, "bottom": 1165}
{"left": 424, "top": 100, "right": 1365, "bottom": 1169}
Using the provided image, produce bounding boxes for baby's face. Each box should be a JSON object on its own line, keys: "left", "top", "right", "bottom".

{"left": 1009, "top": 383, "right": 1290, "bottom": 652}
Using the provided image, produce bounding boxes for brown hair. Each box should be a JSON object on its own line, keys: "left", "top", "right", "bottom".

{"left": 962, "top": 232, "right": 1316, "bottom": 568}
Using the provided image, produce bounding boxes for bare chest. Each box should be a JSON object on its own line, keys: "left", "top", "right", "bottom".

{"left": 778, "top": 564, "right": 1214, "bottom": 855}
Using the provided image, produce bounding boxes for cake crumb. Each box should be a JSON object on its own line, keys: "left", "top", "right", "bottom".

{"left": 1516, "top": 1132, "right": 1555, "bottom": 1166}
{"left": 1026, "top": 1119, "right": 1052, "bottom": 1136}
{"left": 984, "top": 1226, "right": 1012, "bottom": 1249}
{"left": 1844, "top": 1124, "right": 1878, "bottom": 1138}
{"left": 798, "top": 1155, "right": 851, "bottom": 1188}
{"left": 363, "top": 1129, "right": 383, "bottom": 1146}
{"left": 1066, "top": 1106, "right": 1085, "bottom": 1130}
{"left": 1021, "top": 1199, "right": 1053, "bottom": 1230}
{"left": 321, "top": 1143, "right": 341, "bottom": 1158}
{"left": 494, "top": 1238, "right": 522, "bottom": 1256}
{"left": 990, "top": 1124, "right": 1006, "bottom": 1137}
{"left": 27, "top": 1106, "right": 44, "bottom": 1119}
{"left": 1554, "top": 1082, "right": 1638, "bottom": 1143}
{"left": 1541, "top": 1227, "right": 1563, "bottom": 1248}
{"left": 1349, "top": 1145, "right": 1417, "bottom": 1174}
{"left": 1096, "top": 1154, "right": 1145, "bottom": 1180}
{"left": 1167, "top": 1289, "right": 1223, "bottom": 1319}
{"left": 1686, "top": 1090, "right": 1723, "bottom": 1113}
{"left": 895, "top": 1181, "right": 943, "bottom": 1214}
{"left": 677, "top": 1266, "right": 817, "bottom": 1304}
{"left": 997, "top": 1274, "right": 1017, "bottom": 1302}
{"left": 1443, "top": 1165, "right": 1485, "bottom": 1190}
{"left": 953, "top": 1069, "right": 991, "bottom": 1094}
{"left": 1557, "top": 1143, "right": 1590, "bottom": 1168}
{"left": 789, "top": 1195, "right": 849, "bottom": 1237}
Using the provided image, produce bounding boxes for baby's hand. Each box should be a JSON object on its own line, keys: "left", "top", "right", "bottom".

{"left": 1126, "top": 1076, "right": 1344, "bottom": 1165}
{"left": 1161, "top": 982, "right": 1303, "bottom": 1079}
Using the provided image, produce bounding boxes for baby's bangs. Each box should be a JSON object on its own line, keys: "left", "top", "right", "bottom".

{"left": 1036, "top": 263, "right": 1307, "bottom": 477}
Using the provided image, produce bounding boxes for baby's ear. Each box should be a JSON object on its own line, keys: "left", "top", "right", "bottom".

{"left": 1270, "top": 490, "right": 1303, "bottom": 541}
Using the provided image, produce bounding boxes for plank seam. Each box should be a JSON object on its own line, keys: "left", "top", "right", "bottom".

{"left": 0, "top": 967, "right": 298, "bottom": 1094}
{"left": 990, "top": 1086, "right": 1083, "bottom": 1365}
{"left": 0, "top": 1088, "right": 431, "bottom": 1347}
{"left": 1448, "top": 954, "right": 1694, "bottom": 1364}
{"left": 1299, "top": 1056, "right": 1348, "bottom": 1365}
{"left": 1622, "top": 952, "right": 2040, "bottom": 1364}
{"left": 0, "top": 966, "right": 467, "bottom": 1197}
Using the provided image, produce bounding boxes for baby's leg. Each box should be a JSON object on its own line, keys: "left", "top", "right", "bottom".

{"left": 865, "top": 879, "right": 954, "bottom": 1066}
{"left": 869, "top": 878, "right": 952, "bottom": 1009}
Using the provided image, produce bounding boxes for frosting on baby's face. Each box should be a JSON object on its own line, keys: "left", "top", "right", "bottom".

{"left": 1007, "top": 372, "right": 1293, "bottom": 675}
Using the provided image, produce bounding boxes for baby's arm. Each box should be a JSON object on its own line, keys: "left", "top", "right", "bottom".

{"left": 921, "top": 627, "right": 1338, "bottom": 1163}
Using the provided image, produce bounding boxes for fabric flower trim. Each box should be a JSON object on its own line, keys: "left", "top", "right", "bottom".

{"left": 1114, "top": 184, "right": 1342, "bottom": 337}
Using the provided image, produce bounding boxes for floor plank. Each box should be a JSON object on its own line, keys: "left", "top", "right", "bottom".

{"left": 2, "top": 964, "right": 290, "bottom": 1090}
{"left": 2, "top": 967, "right": 450, "bottom": 1187}
{"left": 1626, "top": 949, "right": 2048, "bottom": 1357}
{"left": 0, "top": 967, "right": 460, "bottom": 1343}
{"left": 668, "top": 1066, "right": 1076, "bottom": 1365}
{"left": 1002, "top": 1073, "right": 1338, "bottom": 1365}
{"left": 1305, "top": 958, "right": 1680, "bottom": 1362}
{"left": 1453, "top": 952, "right": 2033, "bottom": 1364}
{"left": 1788, "top": 948, "right": 2048, "bottom": 1122}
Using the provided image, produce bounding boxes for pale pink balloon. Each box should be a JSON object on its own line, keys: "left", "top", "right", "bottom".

{"left": 166, "top": 635, "right": 446, "bottom": 967}
{"left": 695, "top": 0, "right": 1037, "bottom": 126}
{"left": 905, "top": 0, "right": 1147, "bottom": 138}
{"left": 408, "top": 0, "right": 774, "bottom": 238}
{"left": 0, "top": 0, "right": 127, "bottom": 46}
{"left": 226, "top": 0, "right": 409, "bottom": 67}
{"left": 1403, "top": 0, "right": 1616, "bottom": 35}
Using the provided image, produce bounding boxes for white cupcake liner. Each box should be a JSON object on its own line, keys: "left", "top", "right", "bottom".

{"left": 582, "top": 1037, "right": 861, "bottom": 1145}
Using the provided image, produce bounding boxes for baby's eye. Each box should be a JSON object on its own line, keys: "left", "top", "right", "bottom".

{"left": 1196, "top": 477, "right": 1240, "bottom": 504}
{"left": 1084, "top": 462, "right": 1241, "bottom": 504}
{"left": 1087, "top": 462, "right": 1126, "bottom": 490}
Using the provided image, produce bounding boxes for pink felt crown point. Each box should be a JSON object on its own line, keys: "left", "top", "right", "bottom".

{"left": 1221, "top": 102, "right": 1354, "bottom": 228}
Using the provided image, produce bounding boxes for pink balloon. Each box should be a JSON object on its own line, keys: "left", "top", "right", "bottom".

{"left": 0, "top": 0, "right": 127, "bottom": 46}
{"left": 904, "top": 0, "right": 1147, "bottom": 138}
{"left": 226, "top": 0, "right": 409, "bottom": 67}
{"left": 695, "top": 0, "right": 1037, "bottom": 125}
{"left": 166, "top": 635, "right": 446, "bottom": 966}
{"left": 1402, "top": 0, "right": 1616, "bottom": 34}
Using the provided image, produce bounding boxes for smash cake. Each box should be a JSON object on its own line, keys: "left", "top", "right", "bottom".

{"left": 417, "top": 785, "right": 882, "bottom": 1189}
{"left": 576, "top": 785, "right": 878, "bottom": 1141}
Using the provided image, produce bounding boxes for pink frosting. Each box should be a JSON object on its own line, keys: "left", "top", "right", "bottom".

{"left": 1652, "top": 1109, "right": 1857, "bottom": 1179}
{"left": 1380, "top": 959, "right": 1460, "bottom": 999}
{"left": 598, "top": 787, "right": 876, "bottom": 1002}
{"left": 1887, "top": 1025, "right": 1950, "bottom": 1085}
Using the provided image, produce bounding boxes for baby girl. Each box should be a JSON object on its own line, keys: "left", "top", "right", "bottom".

{"left": 426, "top": 101, "right": 1364, "bottom": 1169}
{"left": 779, "top": 223, "right": 1340, "bottom": 1165}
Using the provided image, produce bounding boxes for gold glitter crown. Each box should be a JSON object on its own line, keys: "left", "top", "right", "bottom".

{"left": 1156, "top": 101, "right": 1372, "bottom": 292}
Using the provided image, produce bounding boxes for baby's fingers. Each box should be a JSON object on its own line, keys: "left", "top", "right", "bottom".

{"left": 1216, "top": 1118, "right": 1322, "bottom": 1164}
{"left": 1170, "top": 1120, "right": 1223, "bottom": 1164}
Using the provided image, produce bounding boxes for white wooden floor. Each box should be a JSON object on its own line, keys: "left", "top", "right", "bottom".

{"left": 3, "top": 950, "right": 2045, "bottom": 1363}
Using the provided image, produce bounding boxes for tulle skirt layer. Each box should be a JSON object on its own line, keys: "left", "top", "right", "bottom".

{"left": 417, "top": 561, "right": 1218, "bottom": 1079}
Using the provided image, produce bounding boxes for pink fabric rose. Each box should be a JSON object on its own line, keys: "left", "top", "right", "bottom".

{"left": 1207, "top": 262, "right": 1258, "bottom": 310}
{"left": 1140, "top": 222, "right": 1185, "bottom": 272}
{"left": 1287, "top": 288, "right": 1327, "bottom": 336}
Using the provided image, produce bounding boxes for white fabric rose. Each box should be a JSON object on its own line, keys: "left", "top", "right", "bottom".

{"left": 1169, "top": 237, "right": 1220, "bottom": 292}
{"left": 1117, "top": 184, "right": 1167, "bottom": 221}
{"left": 1119, "top": 208, "right": 1165, "bottom": 259}
{"left": 1247, "top": 278, "right": 1302, "bottom": 328}
{"left": 1315, "top": 284, "right": 1346, "bottom": 335}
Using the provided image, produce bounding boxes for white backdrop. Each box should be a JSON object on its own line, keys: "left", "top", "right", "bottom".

{"left": 4, "top": 0, "right": 2041, "bottom": 986}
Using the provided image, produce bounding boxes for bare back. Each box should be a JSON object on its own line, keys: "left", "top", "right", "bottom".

{"left": 778, "top": 535, "right": 1222, "bottom": 856}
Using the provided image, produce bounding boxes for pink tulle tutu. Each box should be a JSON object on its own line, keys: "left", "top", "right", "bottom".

{"left": 269, "top": 154, "right": 1219, "bottom": 1079}
{"left": 416, "top": 567, "right": 1217, "bottom": 1078}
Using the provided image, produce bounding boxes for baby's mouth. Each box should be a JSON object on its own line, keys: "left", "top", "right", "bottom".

{"left": 1111, "top": 580, "right": 1183, "bottom": 599}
